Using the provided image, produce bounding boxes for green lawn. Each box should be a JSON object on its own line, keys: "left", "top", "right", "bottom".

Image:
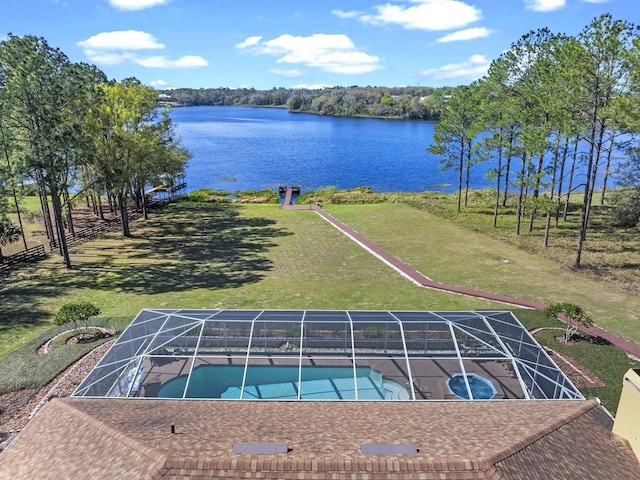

{"left": 324, "top": 203, "right": 640, "bottom": 346}
{"left": 0, "top": 199, "right": 638, "bottom": 413}
{"left": 0, "top": 201, "right": 503, "bottom": 357}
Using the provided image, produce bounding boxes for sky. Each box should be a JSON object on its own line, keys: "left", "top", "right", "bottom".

{"left": 2, "top": 0, "right": 638, "bottom": 90}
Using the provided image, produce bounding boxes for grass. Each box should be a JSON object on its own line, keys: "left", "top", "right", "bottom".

{"left": 3, "top": 195, "right": 47, "bottom": 254}
{"left": 322, "top": 202, "right": 640, "bottom": 345}
{"left": 1, "top": 195, "right": 638, "bottom": 413}
{"left": 0, "top": 318, "right": 121, "bottom": 394}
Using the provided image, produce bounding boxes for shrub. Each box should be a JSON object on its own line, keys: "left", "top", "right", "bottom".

{"left": 54, "top": 302, "right": 101, "bottom": 329}
{"left": 610, "top": 187, "right": 640, "bottom": 227}
{"left": 544, "top": 302, "right": 592, "bottom": 343}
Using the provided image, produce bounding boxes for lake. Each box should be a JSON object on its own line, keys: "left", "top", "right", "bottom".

{"left": 170, "top": 106, "right": 492, "bottom": 194}
{"left": 170, "top": 105, "right": 608, "bottom": 194}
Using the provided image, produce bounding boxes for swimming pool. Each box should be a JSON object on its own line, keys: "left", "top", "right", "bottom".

{"left": 447, "top": 373, "right": 497, "bottom": 400}
{"left": 157, "top": 365, "right": 409, "bottom": 400}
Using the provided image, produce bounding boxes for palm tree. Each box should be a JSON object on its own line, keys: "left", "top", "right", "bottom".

{"left": 0, "top": 218, "right": 21, "bottom": 261}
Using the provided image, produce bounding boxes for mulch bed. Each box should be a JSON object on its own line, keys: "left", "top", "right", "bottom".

{"left": 529, "top": 327, "right": 605, "bottom": 389}
{"left": 0, "top": 341, "right": 113, "bottom": 452}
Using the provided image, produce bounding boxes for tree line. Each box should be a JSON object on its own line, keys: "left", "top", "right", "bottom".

{"left": 0, "top": 35, "right": 190, "bottom": 267}
{"left": 429, "top": 14, "right": 640, "bottom": 268}
{"left": 160, "top": 85, "right": 453, "bottom": 120}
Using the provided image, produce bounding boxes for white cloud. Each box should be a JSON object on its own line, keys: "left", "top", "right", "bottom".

{"left": 109, "top": 0, "right": 170, "bottom": 11}
{"left": 268, "top": 68, "right": 304, "bottom": 78}
{"left": 78, "top": 30, "right": 164, "bottom": 50}
{"left": 150, "top": 79, "right": 170, "bottom": 89}
{"left": 235, "top": 36, "right": 262, "bottom": 49}
{"left": 237, "top": 33, "right": 382, "bottom": 75}
{"left": 135, "top": 55, "right": 208, "bottom": 68}
{"left": 346, "top": 0, "right": 482, "bottom": 31}
{"left": 437, "top": 27, "right": 493, "bottom": 43}
{"left": 524, "top": 0, "right": 566, "bottom": 12}
{"left": 420, "top": 54, "right": 490, "bottom": 81}
{"left": 290, "top": 84, "right": 328, "bottom": 90}
{"left": 78, "top": 31, "right": 207, "bottom": 69}
{"left": 80, "top": 50, "right": 137, "bottom": 65}
{"left": 331, "top": 9, "right": 363, "bottom": 19}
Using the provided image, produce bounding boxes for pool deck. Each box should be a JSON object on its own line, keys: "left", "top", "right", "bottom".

{"left": 281, "top": 188, "right": 640, "bottom": 359}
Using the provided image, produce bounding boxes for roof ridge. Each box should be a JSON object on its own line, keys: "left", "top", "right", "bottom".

{"left": 56, "top": 399, "right": 170, "bottom": 480}
{"left": 488, "top": 399, "right": 600, "bottom": 465}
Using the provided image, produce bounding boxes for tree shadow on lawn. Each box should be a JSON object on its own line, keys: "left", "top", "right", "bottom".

{"left": 0, "top": 203, "right": 292, "bottom": 328}
{"left": 0, "top": 281, "right": 52, "bottom": 336}
{"left": 64, "top": 202, "right": 291, "bottom": 294}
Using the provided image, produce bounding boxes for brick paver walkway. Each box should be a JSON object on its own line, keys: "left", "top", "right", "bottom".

{"left": 281, "top": 190, "right": 640, "bottom": 358}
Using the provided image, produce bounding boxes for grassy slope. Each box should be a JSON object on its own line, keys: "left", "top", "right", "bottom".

{"left": 325, "top": 203, "right": 640, "bottom": 345}
{"left": 0, "top": 201, "right": 502, "bottom": 357}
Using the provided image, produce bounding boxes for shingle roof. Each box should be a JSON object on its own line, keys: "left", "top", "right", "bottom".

{"left": 0, "top": 398, "right": 637, "bottom": 479}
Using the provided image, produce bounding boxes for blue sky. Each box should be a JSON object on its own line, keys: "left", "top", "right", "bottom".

{"left": 2, "top": 0, "right": 637, "bottom": 90}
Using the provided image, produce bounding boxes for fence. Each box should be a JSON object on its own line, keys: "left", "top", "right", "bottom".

{"left": 0, "top": 245, "right": 46, "bottom": 275}
{"left": 49, "top": 217, "right": 122, "bottom": 251}
{"left": 3, "top": 193, "right": 186, "bottom": 275}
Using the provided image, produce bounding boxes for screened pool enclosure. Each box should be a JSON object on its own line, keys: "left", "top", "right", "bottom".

{"left": 73, "top": 310, "right": 584, "bottom": 401}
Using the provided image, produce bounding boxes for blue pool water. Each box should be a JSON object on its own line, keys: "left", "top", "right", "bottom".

{"left": 157, "top": 365, "right": 408, "bottom": 400}
{"left": 447, "top": 373, "right": 496, "bottom": 400}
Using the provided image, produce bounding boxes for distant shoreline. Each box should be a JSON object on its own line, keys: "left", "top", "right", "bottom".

{"left": 161, "top": 102, "right": 432, "bottom": 122}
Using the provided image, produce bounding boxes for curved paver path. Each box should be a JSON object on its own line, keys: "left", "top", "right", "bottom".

{"left": 281, "top": 191, "right": 640, "bottom": 358}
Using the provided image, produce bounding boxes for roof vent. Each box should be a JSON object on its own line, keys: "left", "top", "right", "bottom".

{"left": 360, "top": 443, "right": 417, "bottom": 455}
{"left": 232, "top": 442, "right": 289, "bottom": 454}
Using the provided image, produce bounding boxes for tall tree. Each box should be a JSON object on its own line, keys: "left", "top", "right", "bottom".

{"left": 428, "top": 85, "right": 482, "bottom": 212}
{"left": 571, "top": 15, "right": 637, "bottom": 267}
{"left": 495, "top": 29, "right": 557, "bottom": 235}
{"left": 0, "top": 35, "right": 105, "bottom": 267}
{"left": 479, "top": 60, "right": 521, "bottom": 227}
{"left": 88, "top": 78, "right": 188, "bottom": 236}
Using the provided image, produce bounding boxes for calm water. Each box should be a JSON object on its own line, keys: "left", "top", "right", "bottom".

{"left": 170, "top": 106, "right": 494, "bottom": 194}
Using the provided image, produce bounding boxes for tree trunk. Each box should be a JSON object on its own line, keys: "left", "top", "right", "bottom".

{"left": 36, "top": 170, "right": 55, "bottom": 244}
{"left": 49, "top": 183, "right": 72, "bottom": 268}
{"left": 142, "top": 189, "right": 149, "bottom": 221}
{"left": 464, "top": 139, "right": 471, "bottom": 208}
{"left": 599, "top": 134, "right": 615, "bottom": 205}
{"left": 515, "top": 151, "right": 527, "bottom": 236}
{"left": 493, "top": 127, "right": 503, "bottom": 228}
{"left": 97, "top": 194, "right": 105, "bottom": 220}
{"left": 575, "top": 105, "right": 600, "bottom": 268}
{"left": 584, "top": 119, "right": 607, "bottom": 241}
{"left": 63, "top": 187, "right": 75, "bottom": 236}
{"left": 108, "top": 193, "right": 115, "bottom": 214}
{"left": 544, "top": 135, "right": 561, "bottom": 248}
{"left": 502, "top": 128, "right": 515, "bottom": 207}
{"left": 528, "top": 151, "right": 545, "bottom": 233}
{"left": 456, "top": 140, "right": 464, "bottom": 213}
{"left": 118, "top": 191, "right": 132, "bottom": 237}
{"left": 555, "top": 136, "right": 570, "bottom": 227}
{"left": 563, "top": 138, "right": 580, "bottom": 222}
{"left": 90, "top": 194, "right": 97, "bottom": 216}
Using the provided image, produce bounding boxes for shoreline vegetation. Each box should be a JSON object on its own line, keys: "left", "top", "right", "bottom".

{"left": 158, "top": 85, "right": 452, "bottom": 120}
